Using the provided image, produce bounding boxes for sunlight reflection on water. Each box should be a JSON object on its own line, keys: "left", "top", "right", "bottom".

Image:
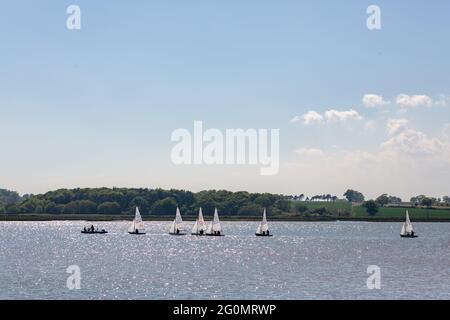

{"left": 0, "top": 221, "right": 449, "bottom": 299}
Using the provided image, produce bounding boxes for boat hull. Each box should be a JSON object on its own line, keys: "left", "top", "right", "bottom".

{"left": 191, "top": 233, "right": 206, "bottom": 236}
{"left": 255, "top": 233, "right": 273, "bottom": 237}
{"left": 129, "top": 232, "right": 146, "bottom": 235}
{"left": 81, "top": 231, "right": 108, "bottom": 234}
{"left": 205, "top": 234, "right": 225, "bottom": 237}
{"left": 400, "top": 234, "right": 418, "bottom": 238}
{"left": 169, "top": 233, "right": 187, "bottom": 236}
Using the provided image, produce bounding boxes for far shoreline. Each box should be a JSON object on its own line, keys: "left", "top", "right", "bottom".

{"left": 2, "top": 214, "right": 450, "bottom": 223}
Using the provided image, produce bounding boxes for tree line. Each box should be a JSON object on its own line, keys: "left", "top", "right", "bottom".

{"left": 1, "top": 188, "right": 449, "bottom": 217}
{"left": 0, "top": 188, "right": 294, "bottom": 216}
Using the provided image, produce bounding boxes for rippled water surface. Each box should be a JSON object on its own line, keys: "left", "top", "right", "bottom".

{"left": 1, "top": 221, "right": 449, "bottom": 299}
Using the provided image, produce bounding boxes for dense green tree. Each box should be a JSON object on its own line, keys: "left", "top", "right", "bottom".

{"left": 5, "top": 204, "right": 20, "bottom": 214}
{"left": 128, "top": 196, "right": 149, "bottom": 214}
{"left": 63, "top": 200, "right": 97, "bottom": 214}
{"left": 238, "top": 204, "right": 263, "bottom": 216}
{"left": 313, "top": 207, "right": 327, "bottom": 216}
{"left": 420, "top": 197, "right": 433, "bottom": 208}
{"left": 274, "top": 199, "right": 291, "bottom": 212}
{"left": 0, "top": 189, "right": 21, "bottom": 205}
{"left": 362, "top": 200, "right": 379, "bottom": 216}
{"left": 388, "top": 195, "right": 402, "bottom": 204}
{"left": 97, "top": 202, "right": 122, "bottom": 215}
{"left": 294, "top": 202, "right": 308, "bottom": 214}
{"left": 56, "top": 204, "right": 65, "bottom": 214}
{"left": 375, "top": 194, "right": 389, "bottom": 207}
{"left": 151, "top": 197, "right": 178, "bottom": 215}
{"left": 343, "top": 189, "right": 365, "bottom": 203}
{"left": 19, "top": 200, "right": 37, "bottom": 213}
{"left": 0, "top": 187, "right": 405, "bottom": 217}
{"left": 44, "top": 202, "right": 61, "bottom": 214}
{"left": 254, "top": 194, "right": 276, "bottom": 208}
{"left": 410, "top": 195, "right": 427, "bottom": 205}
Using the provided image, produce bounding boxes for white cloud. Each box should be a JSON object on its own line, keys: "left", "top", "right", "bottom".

{"left": 295, "top": 148, "right": 324, "bottom": 157}
{"left": 324, "top": 109, "right": 363, "bottom": 122}
{"left": 292, "top": 109, "right": 363, "bottom": 125}
{"left": 362, "top": 94, "right": 389, "bottom": 108}
{"left": 289, "top": 116, "right": 302, "bottom": 123}
{"left": 387, "top": 118, "right": 408, "bottom": 136}
{"left": 298, "top": 111, "right": 324, "bottom": 125}
{"left": 396, "top": 94, "right": 433, "bottom": 109}
{"left": 382, "top": 118, "right": 447, "bottom": 155}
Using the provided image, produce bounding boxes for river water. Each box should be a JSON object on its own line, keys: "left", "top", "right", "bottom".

{"left": 0, "top": 221, "right": 449, "bottom": 299}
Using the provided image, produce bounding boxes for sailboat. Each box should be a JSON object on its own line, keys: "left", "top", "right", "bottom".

{"left": 169, "top": 207, "right": 186, "bottom": 235}
{"left": 400, "top": 210, "right": 418, "bottom": 238}
{"left": 255, "top": 208, "right": 272, "bottom": 237}
{"left": 191, "top": 207, "right": 207, "bottom": 236}
{"left": 205, "top": 208, "right": 224, "bottom": 236}
{"left": 129, "top": 207, "right": 146, "bottom": 235}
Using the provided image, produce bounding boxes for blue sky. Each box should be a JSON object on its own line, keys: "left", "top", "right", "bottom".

{"left": 1, "top": 1, "right": 449, "bottom": 199}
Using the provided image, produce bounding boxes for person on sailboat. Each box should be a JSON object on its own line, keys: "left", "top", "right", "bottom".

{"left": 177, "top": 229, "right": 180, "bottom": 234}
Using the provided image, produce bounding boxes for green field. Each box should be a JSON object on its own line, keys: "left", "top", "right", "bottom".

{"left": 301, "top": 201, "right": 450, "bottom": 220}
{"left": 353, "top": 206, "right": 450, "bottom": 219}
{"left": 302, "top": 201, "right": 351, "bottom": 214}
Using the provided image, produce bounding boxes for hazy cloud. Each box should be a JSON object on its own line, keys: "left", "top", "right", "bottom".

{"left": 292, "top": 109, "right": 363, "bottom": 125}
{"left": 324, "top": 109, "right": 363, "bottom": 122}
{"left": 295, "top": 148, "right": 324, "bottom": 157}
{"left": 382, "top": 118, "right": 447, "bottom": 155}
{"left": 396, "top": 94, "right": 433, "bottom": 109}
{"left": 387, "top": 118, "right": 409, "bottom": 136}
{"left": 291, "top": 111, "right": 324, "bottom": 125}
{"left": 362, "top": 94, "right": 389, "bottom": 108}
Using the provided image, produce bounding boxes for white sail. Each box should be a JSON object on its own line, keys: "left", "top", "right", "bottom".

{"left": 401, "top": 211, "right": 414, "bottom": 235}
{"left": 204, "top": 208, "right": 222, "bottom": 235}
{"left": 405, "top": 211, "right": 414, "bottom": 233}
{"left": 170, "top": 207, "right": 184, "bottom": 234}
{"left": 400, "top": 223, "right": 407, "bottom": 236}
{"left": 129, "top": 207, "right": 145, "bottom": 233}
{"left": 212, "top": 208, "right": 222, "bottom": 232}
{"left": 197, "top": 208, "right": 206, "bottom": 231}
{"left": 175, "top": 207, "right": 183, "bottom": 226}
{"left": 169, "top": 219, "right": 177, "bottom": 234}
{"left": 192, "top": 208, "right": 207, "bottom": 234}
{"left": 256, "top": 208, "right": 269, "bottom": 234}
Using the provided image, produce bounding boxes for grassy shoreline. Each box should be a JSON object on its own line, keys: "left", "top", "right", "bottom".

{"left": 2, "top": 214, "right": 450, "bottom": 222}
